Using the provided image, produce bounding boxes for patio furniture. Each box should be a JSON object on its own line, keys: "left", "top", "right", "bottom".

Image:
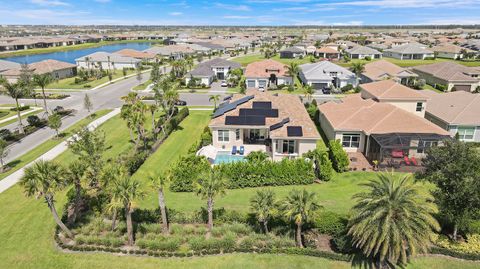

{"left": 391, "top": 149, "right": 404, "bottom": 158}
{"left": 239, "top": 146, "right": 245, "bottom": 155}
{"left": 403, "top": 156, "right": 411, "bottom": 166}
{"left": 231, "top": 146, "right": 237, "bottom": 155}
{"left": 411, "top": 157, "right": 418, "bottom": 166}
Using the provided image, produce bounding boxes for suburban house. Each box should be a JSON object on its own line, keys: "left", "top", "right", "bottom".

{"left": 432, "top": 43, "right": 472, "bottom": 59}
{"left": 318, "top": 94, "right": 450, "bottom": 165}
{"left": 361, "top": 59, "right": 418, "bottom": 85}
{"left": 345, "top": 46, "right": 382, "bottom": 59}
{"left": 383, "top": 44, "right": 434, "bottom": 60}
{"left": 0, "top": 59, "right": 76, "bottom": 82}
{"left": 279, "top": 46, "right": 306, "bottom": 58}
{"left": 114, "top": 49, "right": 157, "bottom": 62}
{"left": 0, "top": 59, "right": 21, "bottom": 73}
{"left": 412, "top": 62, "right": 480, "bottom": 92}
{"left": 359, "top": 80, "right": 428, "bottom": 117}
{"left": 315, "top": 47, "right": 340, "bottom": 60}
{"left": 245, "top": 59, "right": 292, "bottom": 89}
{"left": 208, "top": 90, "right": 320, "bottom": 161}
{"left": 298, "top": 61, "right": 357, "bottom": 90}
{"left": 75, "top": 52, "right": 141, "bottom": 70}
{"left": 185, "top": 58, "right": 241, "bottom": 86}
{"left": 143, "top": 45, "right": 196, "bottom": 60}
{"left": 421, "top": 90, "right": 480, "bottom": 142}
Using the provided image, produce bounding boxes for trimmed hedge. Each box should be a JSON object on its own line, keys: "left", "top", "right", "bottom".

{"left": 328, "top": 140, "right": 349, "bottom": 172}
{"left": 430, "top": 246, "right": 480, "bottom": 261}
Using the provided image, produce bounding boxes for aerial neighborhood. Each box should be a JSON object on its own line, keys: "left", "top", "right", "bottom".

{"left": 0, "top": 22, "right": 480, "bottom": 269}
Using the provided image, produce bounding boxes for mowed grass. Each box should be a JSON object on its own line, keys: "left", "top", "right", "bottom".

{"left": 47, "top": 69, "right": 135, "bottom": 90}
{"left": 0, "top": 109, "right": 112, "bottom": 181}
{"left": 0, "top": 110, "right": 478, "bottom": 269}
{"left": 0, "top": 108, "right": 42, "bottom": 128}
{"left": 232, "top": 54, "right": 313, "bottom": 66}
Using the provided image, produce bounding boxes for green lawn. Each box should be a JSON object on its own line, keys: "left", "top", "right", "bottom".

{"left": 0, "top": 109, "right": 16, "bottom": 120}
{"left": 133, "top": 79, "right": 152, "bottom": 91}
{"left": 232, "top": 54, "right": 314, "bottom": 66}
{"left": 0, "top": 110, "right": 477, "bottom": 269}
{"left": 0, "top": 108, "right": 41, "bottom": 128}
{"left": 0, "top": 109, "right": 112, "bottom": 181}
{"left": 46, "top": 69, "right": 135, "bottom": 90}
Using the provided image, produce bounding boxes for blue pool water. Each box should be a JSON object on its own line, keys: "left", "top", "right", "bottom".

{"left": 214, "top": 151, "right": 245, "bottom": 164}
{"left": 3, "top": 42, "right": 153, "bottom": 64}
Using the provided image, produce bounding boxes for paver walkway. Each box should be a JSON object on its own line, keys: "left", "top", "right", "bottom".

{"left": 0, "top": 108, "right": 120, "bottom": 194}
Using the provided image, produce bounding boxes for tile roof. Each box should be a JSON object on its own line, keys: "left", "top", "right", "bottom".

{"left": 316, "top": 46, "right": 339, "bottom": 54}
{"left": 432, "top": 43, "right": 472, "bottom": 54}
{"left": 362, "top": 60, "right": 417, "bottom": 81}
{"left": 318, "top": 94, "right": 449, "bottom": 135}
{"left": 245, "top": 59, "right": 289, "bottom": 78}
{"left": 412, "top": 61, "right": 480, "bottom": 82}
{"left": 209, "top": 90, "right": 320, "bottom": 139}
{"left": 0, "top": 59, "right": 21, "bottom": 72}
{"left": 346, "top": 45, "right": 381, "bottom": 55}
{"left": 1, "top": 59, "right": 75, "bottom": 76}
{"left": 360, "top": 80, "right": 428, "bottom": 101}
{"left": 114, "top": 49, "right": 156, "bottom": 59}
{"left": 421, "top": 90, "right": 480, "bottom": 125}
{"left": 75, "top": 52, "right": 141, "bottom": 63}
{"left": 385, "top": 43, "right": 433, "bottom": 54}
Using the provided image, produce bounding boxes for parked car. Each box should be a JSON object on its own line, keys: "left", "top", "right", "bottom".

{"left": 322, "top": 88, "right": 331, "bottom": 94}
{"left": 223, "top": 94, "right": 233, "bottom": 101}
{"left": 220, "top": 80, "right": 228, "bottom": 87}
{"left": 53, "top": 106, "right": 65, "bottom": 113}
{"left": 175, "top": 100, "right": 187, "bottom": 106}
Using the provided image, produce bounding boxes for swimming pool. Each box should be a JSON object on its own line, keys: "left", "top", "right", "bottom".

{"left": 214, "top": 151, "right": 245, "bottom": 164}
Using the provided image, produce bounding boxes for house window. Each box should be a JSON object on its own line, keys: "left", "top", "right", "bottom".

{"left": 247, "top": 80, "right": 255, "bottom": 88}
{"left": 218, "top": 130, "right": 229, "bottom": 142}
{"left": 457, "top": 127, "right": 475, "bottom": 141}
{"left": 342, "top": 133, "right": 360, "bottom": 148}
{"left": 275, "top": 140, "right": 295, "bottom": 154}
{"left": 417, "top": 140, "right": 438, "bottom": 153}
{"left": 235, "top": 129, "right": 240, "bottom": 140}
{"left": 416, "top": 102, "right": 423, "bottom": 112}
{"left": 216, "top": 67, "right": 224, "bottom": 72}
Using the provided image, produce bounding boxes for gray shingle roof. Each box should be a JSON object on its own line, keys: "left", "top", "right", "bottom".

{"left": 300, "top": 61, "right": 355, "bottom": 81}
{"left": 0, "top": 59, "right": 21, "bottom": 72}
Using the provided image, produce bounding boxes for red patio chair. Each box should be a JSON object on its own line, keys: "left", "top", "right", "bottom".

{"left": 411, "top": 157, "right": 418, "bottom": 166}
{"left": 404, "top": 156, "right": 411, "bottom": 166}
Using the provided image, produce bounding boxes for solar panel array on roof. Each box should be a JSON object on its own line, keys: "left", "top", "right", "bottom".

{"left": 212, "top": 95, "right": 254, "bottom": 118}
{"left": 239, "top": 108, "right": 279, "bottom": 117}
{"left": 225, "top": 115, "right": 266, "bottom": 125}
{"left": 252, "top": 101, "right": 272, "bottom": 109}
{"left": 270, "top": 118, "right": 290, "bottom": 131}
{"left": 287, "top": 126, "right": 303, "bottom": 137}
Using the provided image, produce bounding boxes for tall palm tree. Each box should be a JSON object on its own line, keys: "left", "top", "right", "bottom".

{"left": 348, "top": 173, "right": 440, "bottom": 267}
{"left": 250, "top": 189, "right": 276, "bottom": 233}
{"left": 19, "top": 160, "right": 73, "bottom": 238}
{"left": 195, "top": 168, "right": 227, "bottom": 237}
{"left": 111, "top": 174, "right": 144, "bottom": 245}
{"left": 303, "top": 85, "right": 314, "bottom": 102}
{"left": 281, "top": 189, "right": 321, "bottom": 247}
{"left": 149, "top": 173, "right": 170, "bottom": 234}
{"left": 186, "top": 57, "right": 194, "bottom": 71}
{"left": 350, "top": 62, "right": 365, "bottom": 86}
{"left": 2, "top": 80, "right": 27, "bottom": 134}
{"left": 148, "top": 103, "right": 157, "bottom": 136}
{"left": 65, "top": 160, "right": 86, "bottom": 224}
{"left": 286, "top": 62, "right": 300, "bottom": 79}
{"left": 209, "top": 94, "right": 220, "bottom": 110}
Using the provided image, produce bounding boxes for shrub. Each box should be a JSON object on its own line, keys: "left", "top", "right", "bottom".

{"left": 27, "top": 115, "right": 42, "bottom": 127}
{"left": 312, "top": 211, "right": 348, "bottom": 236}
{"left": 364, "top": 56, "right": 371, "bottom": 61}
{"left": 169, "top": 155, "right": 211, "bottom": 192}
{"left": 199, "top": 127, "right": 212, "bottom": 147}
{"left": 435, "top": 84, "right": 447, "bottom": 92}
{"left": 0, "top": 129, "right": 13, "bottom": 140}
{"left": 10, "top": 105, "right": 30, "bottom": 111}
{"left": 245, "top": 151, "right": 269, "bottom": 163}
{"left": 466, "top": 219, "right": 480, "bottom": 234}
{"left": 340, "top": 84, "right": 353, "bottom": 93}
{"left": 303, "top": 146, "right": 334, "bottom": 181}
{"left": 328, "top": 140, "right": 349, "bottom": 172}
{"left": 122, "top": 150, "right": 149, "bottom": 175}
{"left": 137, "top": 238, "right": 180, "bottom": 252}
{"left": 436, "top": 234, "right": 480, "bottom": 255}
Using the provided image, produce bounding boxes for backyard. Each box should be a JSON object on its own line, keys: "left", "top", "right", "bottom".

{"left": 0, "top": 110, "right": 478, "bottom": 269}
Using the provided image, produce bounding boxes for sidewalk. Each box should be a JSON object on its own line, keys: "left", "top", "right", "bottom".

{"left": 0, "top": 107, "right": 121, "bottom": 194}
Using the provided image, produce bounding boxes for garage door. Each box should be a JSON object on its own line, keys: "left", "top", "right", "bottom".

{"left": 453, "top": 85, "right": 471, "bottom": 92}
{"left": 247, "top": 80, "right": 255, "bottom": 88}
{"left": 311, "top": 83, "right": 328, "bottom": 90}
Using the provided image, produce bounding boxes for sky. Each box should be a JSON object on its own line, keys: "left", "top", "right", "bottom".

{"left": 1, "top": 0, "right": 480, "bottom": 26}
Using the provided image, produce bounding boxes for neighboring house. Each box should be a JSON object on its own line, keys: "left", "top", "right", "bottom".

{"left": 383, "top": 44, "right": 434, "bottom": 60}
{"left": 412, "top": 62, "right": 480, "bottom": 92}
{"left": 432, "top": 43, "right": 472, "bottom": 59}
{"left": 361, "top": 59, "right": 418, "bottom": 85}
{"left": 345, "top": 46, "right": 382, "bottom": 59}
{"left": 318, "top": 94, "right": 450, "bottom": 162}
{"left": 185, "top": 58, "right": 241, "bottom": 86}
{"left": 359, "top": 80, "right": 428, "bottom": 117}
{"left": 279, "top": 46, "right": 306, "bottom": 59}
{"left": 114, "top": 49, "right": 157, "bottom": 62}
{"left": 315, "top": 47, "right": 340, "bottom": 60}
{"left": 75, "top": 52, "right": 141, "bottom": 70}
{"left": 421, "top": 90, "right": 480, "bottom": 142}
{"left": 245, "top": 59, "right": 292, "bottom": 89}
{"left": 1, "top": 59, "right": 76, "bottom": 82}
{"left": 0, "top": 59, "right": 21, "bottom": 73}
{"left": 143, "top": 45, "right": 196, "bottom": 60}
{"left": 298, "top": 61, "right": 357, "bottom": 90}
{"left": 209, "top": 90, "right": 320, "bottom": 161}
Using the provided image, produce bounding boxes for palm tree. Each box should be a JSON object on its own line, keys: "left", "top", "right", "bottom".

{"left": 19, "top": 160, "right": 73, "bottom": 238}
{"left": 286, "top": 62, "right": 300, "bottom": 79}
{"left": 149, "top": 173, "right": 170, "bottom": 234}
{"left": 2, "top": 80, "right": 27, "bottom": 133}
{"left": 33, "top": 73, "right": 53, "bottom": 117}
{"left": 148, "top": 103, "right": 157, "bottom": 136}
{"left": 348, "top": 173, "right": 440, "bottom": 267}
{"left": 209, "top": 94, "right": 220, "bottom": 110}
{"left": 65, "top": 161, "right": 86, "bottom": 224}
{"left": 303, "top": 85, "right": 314, "bottom": 102}
{"left": 194, "top": 168, "right": 227, "bottom": 237}
{"left": 350, "top": 62, "right": 365, "bottom": 86}
{"left": 250, "top": 189, "right": 276, "bottom": 233}
{"left": 111, "top": 174, "right": 144, "bottom": 245}
{"left": 185, "top": 57, "right": 194, "bottom": 71}
{"left": 280, "top": 189, "right": 321, "bottom": 247}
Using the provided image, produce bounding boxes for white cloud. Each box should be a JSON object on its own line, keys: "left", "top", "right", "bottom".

{"left": 421, "top": 18, "right": 480, "bottom": 25}
{"left": 169, "top": 12, "right": 183, "bottom": 16}
{"left": 30, "top": 0, "right": 70, "bottom": 6}
{"left": 215, "top": 3, "right": 251, "bottom": 11}
{"left": 332, "top": 20, "right": 364, "bottom": 26}
{"left": 223, "top": 15, "right": 252, "bottom": 19}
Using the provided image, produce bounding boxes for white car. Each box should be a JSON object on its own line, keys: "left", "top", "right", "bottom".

{"left": 220, "top": 80, "right": 227, "bottom": 87}
{"left": 258, "top": 87, "right": 265, "bottom": 92}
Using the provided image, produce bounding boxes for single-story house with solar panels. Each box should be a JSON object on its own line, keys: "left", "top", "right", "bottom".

{"left": 208, "top": 90, "right": 320, "bottom": 161}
